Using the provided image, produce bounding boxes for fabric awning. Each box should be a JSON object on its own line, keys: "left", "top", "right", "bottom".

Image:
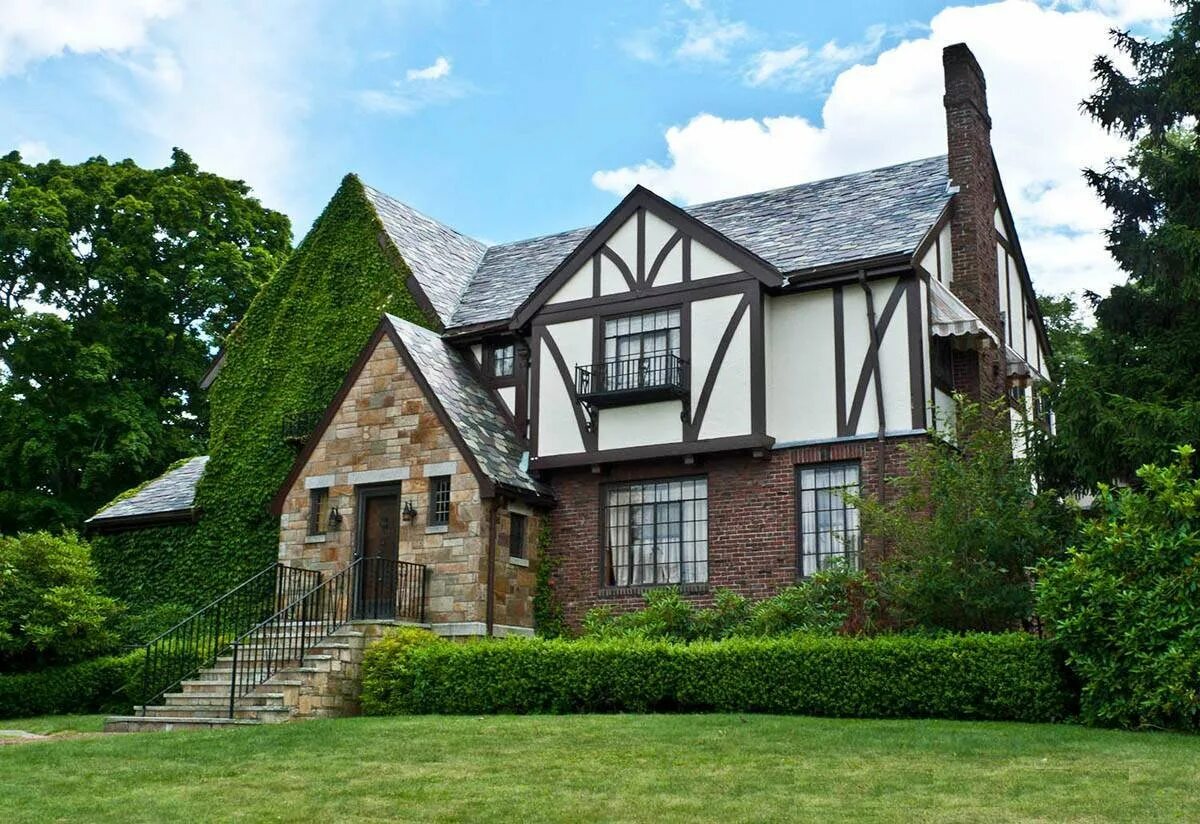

{"left": 929, "top": 278, "right": 999, "bottom": 347}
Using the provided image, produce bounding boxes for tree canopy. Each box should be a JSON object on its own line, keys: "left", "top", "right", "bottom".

{"left": 1042, "top": 2, "right": 1200, "bottom": 489}
{"left": 0, "top": 149, "right": 291, "bottom": 532}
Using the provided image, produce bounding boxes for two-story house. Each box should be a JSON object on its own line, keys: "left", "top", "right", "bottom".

{"left": 91, "top": 43, "right": 1051, "bottom": 637}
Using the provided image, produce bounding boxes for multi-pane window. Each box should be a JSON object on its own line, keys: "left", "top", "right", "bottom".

{"left": 602, "top": 308, "right": 680, "bottom": 391}
{"left": 797, "top": 463, "right": 861, "bottom": 576}
{"left": 490, "top": 344, "right": 515, "bottom": 378}
{"left": 308, "top": 488, "right": 331, "bottom": 536}
{"left": 603, "top": 477, "right": 707, "bottom": 587}
{"left": 509, "top": 513, "right": 527, "bottom": 560}
{"left": 428, "top": 476, "right": 451, "bottom": 527}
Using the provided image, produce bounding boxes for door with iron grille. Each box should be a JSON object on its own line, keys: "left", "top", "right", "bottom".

{"left": 355, "top": 485, "right": 400, "bottom": 619}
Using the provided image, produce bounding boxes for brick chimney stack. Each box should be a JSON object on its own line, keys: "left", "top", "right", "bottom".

{"left": 943, "top": 43, "right": 1004, "bottom": 403}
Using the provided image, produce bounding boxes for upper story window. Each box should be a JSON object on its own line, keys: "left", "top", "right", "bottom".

{"left": 489, "top": 343, "right": 516, "bottom": 378}
{"left": 603, "top": 476, "right": 707, "bottom": 587}
{"left": 797, "top": 462, "right": 861, "bottom": 577}
{"left": 577, "top": 308, "right": 687, "bottom": 403}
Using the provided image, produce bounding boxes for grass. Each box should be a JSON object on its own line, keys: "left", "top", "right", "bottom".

{"left": 0, "top": 714, "right": 106, "bottom": 735}
{"left": 0, "top": 715, "right": 1197, "bottom": 822}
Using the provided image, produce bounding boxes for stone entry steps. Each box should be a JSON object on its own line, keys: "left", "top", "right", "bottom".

{"left": 104, "top": 621, "right": 407, "bottom": 733}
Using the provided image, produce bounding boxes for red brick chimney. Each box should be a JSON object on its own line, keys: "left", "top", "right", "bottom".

{"left": 943, "top": 43, "right": 1004, "bottom": 403}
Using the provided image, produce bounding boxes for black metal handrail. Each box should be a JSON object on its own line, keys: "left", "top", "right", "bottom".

{"left": 139, "top": 562, "right": 320, "bottom": 714}
{"left": 576, "top": 353, "right": 688, "bottom": 398}
{"left": 281, "top": 410, "right": 323, "bottom": 445}
{"left": 226, "top": 557, "right": 426, "bottom": 716}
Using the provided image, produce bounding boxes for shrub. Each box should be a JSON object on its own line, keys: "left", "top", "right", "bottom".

{"left": 365, "top": 633, "right": 1071, "bottom": 722}
{"left": 859, "top": 398, "right": 1077, "bottom": 633}
{"left": 1038, "top": 446, "right": 1200, "bottom": 730}
{"left": 581, "top": 567, "right": 880, "bottom": 642}
{"left": 0, "top": 649, "right": 146, "bottom": 718}
{"left": 360, "top": 627, "right": 445, "bottom": 715}
{"left": 0, "top": 531, "right": 123, "bottom": 669}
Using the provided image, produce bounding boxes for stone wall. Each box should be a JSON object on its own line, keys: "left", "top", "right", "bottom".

{"left": 544, "top": 435, "right": 926, "bottom": 628}
{"left": 276, "top": 335, "right": 537, "bottom": 632}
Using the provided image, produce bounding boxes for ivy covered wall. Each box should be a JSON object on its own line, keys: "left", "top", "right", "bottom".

{"left": 93, "top": 175, "right": 435, "bottom": 608}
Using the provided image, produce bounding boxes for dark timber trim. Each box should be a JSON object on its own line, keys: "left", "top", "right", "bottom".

{"left": 686, "top": 293, "right": 750, "bottom": 441}
{"left": 510, "top": 185, "right": 782, "bottom": 329}
{"left": 992, "top": 157, "right": 1053, "bottom": 371}
{"left": 531, "top": 433, "right": 774, "bottom": 471}
{"left": 600, "top": 245, "right": 637, "bottom": 293}
{"left": 906, "top": 277, "right": 927, "bottom": 430}
{"left": 540, "top": 328, "right": 598, "bottom": 452}
{"left": 646, "top": 230, "right": 683, "bottom": 288}
{"left": 845, "top": 278, "right": 907, "bottom": 435}
{"left": 533, "top": 275, "right": 749, "bottom": 323}
{"left": 833, "top": 286, "right": 847, "bottom": 436}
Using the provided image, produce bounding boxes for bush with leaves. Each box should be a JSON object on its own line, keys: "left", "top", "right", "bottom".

{"left": 581, "top": 565, "right": 881, "bottom": 642}
{"left": 360, "top": 627, "right": 446, "bottom": 715}
{"left": 0, "top": 531, "right": 122, "bottom": 670}
{"left": 858, "top": 398, "right": 1076, "bottom": 633}
{"left": 1037, "top": 446, "right": 1200, "bottom": 730}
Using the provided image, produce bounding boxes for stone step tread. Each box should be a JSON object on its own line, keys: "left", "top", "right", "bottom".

{"left": 165, "top": 692, "right": 285, "bottom": 701}
{"left": 105, "top": 715, "right": 262, "bottom": 728}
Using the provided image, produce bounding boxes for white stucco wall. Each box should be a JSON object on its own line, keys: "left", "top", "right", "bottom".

{"left": 548, "top": 259, "right": 592, "bottom": 305}
{"left": 536, "top": 319, "right": 590, "bottom": 456}
{"left": 598, "top": 401, "right": 683, "bottom": 450}
{"left": 699, "top": 311, "right": 751, "bottom": 439}
{"left": 765, "top": 290, "right": 838, "bottom": 443}
{"left": 644, "top": 211, "right": 682, "bottom": 285}
{"left": 840, "top": 278, "right": 914, "bottom": 437}
{"left": 497, "top": 385, "right": 516, "bottom": 417}
{"left": 690, "top": 242, "right": 739, "bottom": 280}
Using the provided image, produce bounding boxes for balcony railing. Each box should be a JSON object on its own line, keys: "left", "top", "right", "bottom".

{"left": 576, "top": 353, "right": 689, "bottom": 408}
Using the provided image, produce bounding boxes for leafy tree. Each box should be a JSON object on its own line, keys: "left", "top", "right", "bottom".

{"left": 0, "top": 531, "right": 122, "bottom": 670}
{"left": 1048, "top": 2, "right": 1200, "bottom": 488}
{"left": 1038, "top": 446, "right": 1200, "bottom": 730}
{"left": 0, "top": 149, "right": 291, "bottom": 531}
{"left": 859, "top": 399, "right": 1076, "bottom": 633}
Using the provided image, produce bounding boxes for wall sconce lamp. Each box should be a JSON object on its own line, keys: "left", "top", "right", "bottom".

{"left": 402, "top": 500, "right": 418, "bottom": 522}
{"left": 327, "top": 507, "right": 343, "bottom": 531}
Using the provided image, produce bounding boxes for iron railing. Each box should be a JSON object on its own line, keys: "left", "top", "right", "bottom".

{"left": 139, "top": 563, "right": 320, "bottom": 714}
{"left": 226, "top": 557, "right": 426, "bottom": 716}
{"left": 576, "top": 353, "right": 688, "bottom": 404}
{"left": 281, "top": 410, "right": 323, "bottom": 445}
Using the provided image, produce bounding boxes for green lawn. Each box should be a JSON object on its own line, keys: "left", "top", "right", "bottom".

{"left": 1, "top": 715, "right": 1197, "bottom": 822}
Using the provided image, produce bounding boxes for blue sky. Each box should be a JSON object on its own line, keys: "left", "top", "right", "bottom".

{"left": 0, "top": 0, "right": 1177, "bottom": 296}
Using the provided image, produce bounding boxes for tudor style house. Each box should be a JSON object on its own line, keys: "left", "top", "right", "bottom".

{"left": 90, "top": 44, "right": 1051, "bottom": 639}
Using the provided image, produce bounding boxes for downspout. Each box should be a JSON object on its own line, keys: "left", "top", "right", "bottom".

{"left": 859, "top": 270, "right": 888, "bottom": 505}
{"left": 485, "top": 497, "right": 499, "bottom": 637}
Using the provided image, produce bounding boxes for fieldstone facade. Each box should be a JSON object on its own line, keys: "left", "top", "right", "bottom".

{"left": 276, "top": 334, "right": 543, "bottom": 635}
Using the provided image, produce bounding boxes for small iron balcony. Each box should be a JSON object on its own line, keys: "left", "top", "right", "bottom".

{"left": 576, "top": 353, "right": 689, "bottom": 408}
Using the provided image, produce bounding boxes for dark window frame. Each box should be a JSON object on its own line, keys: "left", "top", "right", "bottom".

{"left": 428, "top": 476, "right": 451, "bottom": 527}
{"left": 509, "top": 512, "right": 528, "bottom": 560}
{"left": 308, "top": 487, "right": 330, "bottom": 536}
{"left": 795, "top": 462, "right": 861, "bottom": 577}
{"left": 486, "top": 343, "right": 516, "bottom": 380}
{"left": 599, "top": 306, "right": 683, "bottom": 394}
{"left": 601, "top": 475, "right": 708, "bottom": 588}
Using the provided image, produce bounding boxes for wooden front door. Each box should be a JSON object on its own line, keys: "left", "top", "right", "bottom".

{"left": 356, "top": 486, "right": 400, "bottom": 619}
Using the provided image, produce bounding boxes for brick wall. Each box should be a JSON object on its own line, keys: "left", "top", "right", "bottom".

{"left": 276, "top": 336, "right": 538, "bottom": 631}
{"left": 544, "top": 434, "right": 927, "bottom": 628}
{"left": 943, "top": 43, "right": 1005, "bottom": 405}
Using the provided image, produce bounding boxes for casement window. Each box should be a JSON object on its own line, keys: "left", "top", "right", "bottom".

{"left": 509, "top": 513, "right": 527, "bottom": 560}
{"left": 796, "top": 463, "right": 861, "bottom": 576}
{"left": 602, "top": 308, "right": 681, "bottom": 391}
{"left": 428, "top": 476, "right": 451, "bottom": 527}
{"left": 603, "top": 477, "right": 707, "bottom": 587}
{"left": 308, "top": 488, "right": 331, "bottom": 536}
{"left": 489, "top": 343, "right": 516, "bottom": 378}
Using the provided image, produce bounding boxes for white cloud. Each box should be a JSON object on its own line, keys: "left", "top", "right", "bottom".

{"left": 15, "top": 140, "right": 51, "bottom": 163}
{"left": 675, "top": 18, "right": 750, "bottom": 62}
{"left": 353, "top": 69, "right": 472, "bottom": 116}
{"left": 594, "top": 0, "right": 1174, "bottom": 298}
{"left": 406, "top": 55, "right": 451, "bottom": 81}
{"left": 0, "top": 0, "right": 183, "bottom": 76}
{"left": 745, "top": 24, "right": 914, "bottom": 89}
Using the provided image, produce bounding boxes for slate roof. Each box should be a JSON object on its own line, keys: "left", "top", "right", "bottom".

{"left": 88, "top": 456, "right": 208, "bottom": 526}
{"left": 361, "top": 183, "right": 488, "bottom": 327}
{"left": 447, "top": 155, "right": 952, "bottom": 328}
{"left": 386, "top": 314, "right": 550, "bottom": 499}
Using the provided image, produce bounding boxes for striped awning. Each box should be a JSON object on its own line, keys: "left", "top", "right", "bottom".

{"left": 929, "top": 278, "right": 999, "bottom": 347}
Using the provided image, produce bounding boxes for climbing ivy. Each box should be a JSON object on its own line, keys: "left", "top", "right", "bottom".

{"left": 532, "top": 523, "right": 567, "bottom": 638}
{"left": 90, "top": 523, "right": 199, "bottom": 613}
{"left": 92, "top": 175, "right": 434, "bottom": 607}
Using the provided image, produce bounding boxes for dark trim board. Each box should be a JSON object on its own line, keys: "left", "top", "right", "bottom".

{"left": 510, "top": 185, "right": 782, "bottom": 329}
{"left": 85, "top": 508, "right": 200, "bottom": 533}
{"left": 845, "top": 278, "right": 906, "bottom": 435}
{"left": 534, "top": 275, "right": 751, "bottom": 323}
{"left": 685, "top": 293, "right": 750, "bottom": 441}
{"left": 531, "top": 433, "right": 775, "bottom": 471}
{"left": 906, "top": 278, "right": 927, "bottom": 430}
{"left": 539, "top": 330, "right": 598, "bottom": 452}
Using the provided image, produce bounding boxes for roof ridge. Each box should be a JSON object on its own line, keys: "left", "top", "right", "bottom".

{"left": 358, "top": 179, "right": 489, "bottom": 253}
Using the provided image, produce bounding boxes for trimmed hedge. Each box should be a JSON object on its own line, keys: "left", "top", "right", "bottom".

{"left": 362, "top": 633, "right": 1073, "bottom": 722}
{"left": 0, "top": 650, "right": 146, "bottom": 719}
